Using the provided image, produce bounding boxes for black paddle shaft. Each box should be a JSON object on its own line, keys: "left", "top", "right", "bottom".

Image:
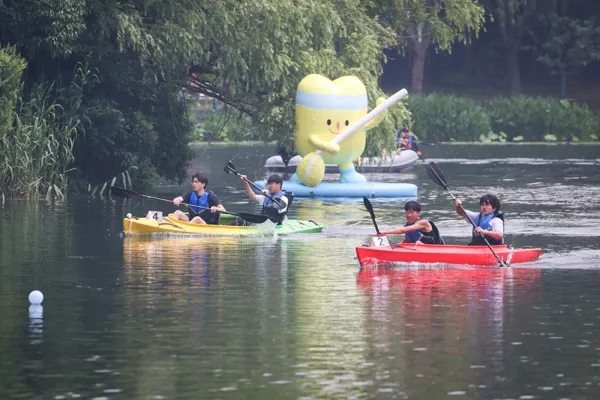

{"left": 224, "top": 161, "right": 285, "bottom": 209}
{"left": 110, "top": 187, "right": 269, "bottom": 224}
{"left": 425, "top": 162, "right": 508, "bottom": 268}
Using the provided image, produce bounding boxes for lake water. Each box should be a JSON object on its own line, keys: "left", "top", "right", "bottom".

{"left": 1, "top": 143, "right": 600, "bottom": 399}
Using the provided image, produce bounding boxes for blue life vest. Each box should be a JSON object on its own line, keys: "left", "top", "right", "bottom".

{"left": 189, "top": 191, "right": 211, "bottom": 213}
{"left": 188, "top": 190, "right": 219, "bottom": 224}
{"left": 471, "top": 211, "right": 504, "bottom": 245}
{"left": 395, "top": 132, "right": 415, "bottom": 148}
{"left": 262, "top": 191, "right": 287, "bottom": 224}
{"left": 404, "top": 219, "right": 444, "bottom": 245}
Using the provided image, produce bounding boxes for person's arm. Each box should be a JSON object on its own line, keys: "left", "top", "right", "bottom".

{"left": 240, "top": 175, "right": 256, "bottom": 200}
{"left": 379, "top": 220, "right": 430, "bottom": 236}
{"left": 174, "top": 192, "right": 190, "bottom": 206}
{"left": 463, "top": 210, "right": 479, "bottom": 224}
{"left": 208, "top": 193, "right": 226, "bottom": 213}
{"left": 455, "top": 199, "right": 466, "bottom": 216}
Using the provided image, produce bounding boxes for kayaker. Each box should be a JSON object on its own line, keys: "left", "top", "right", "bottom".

{"left": 170, "top": 172, "right": 226, "bottom": 224}
{"left": 395, "top": 127, "right": 422, "bottom": 157}
{"left": 240, "top": 173, "right": 289, "bottom": 224}
{"left": 455, "top": 194, "right": 504, "bottom": 245}
{"left": 377, "top": 200, "right": 444, "bottom": 244}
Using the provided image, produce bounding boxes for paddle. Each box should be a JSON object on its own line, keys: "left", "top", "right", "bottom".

{"left": 110, "top": 187, "right": 270, "bottom": 224}
{"left": 224, "top": 161, "right": 285, "bottom": 209}
{"left": 363, "top": 196, "right": 381, "bottom": 235}
{"left": 426, "top": 162, "right": 508, "bottom": 268}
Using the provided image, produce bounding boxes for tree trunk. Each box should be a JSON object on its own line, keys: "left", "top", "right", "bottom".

{"left": 409, "top": 39, "right": 430, "bottom": 96}
{"left": 505, "top": 45, "right": 522, "bottom": 95}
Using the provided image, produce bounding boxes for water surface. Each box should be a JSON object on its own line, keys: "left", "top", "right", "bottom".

{"left": 1, "top": 143, "right": 600, "bottom": 399}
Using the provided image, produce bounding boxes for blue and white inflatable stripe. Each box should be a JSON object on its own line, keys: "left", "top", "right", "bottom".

{"left": 295, "top": 90, "right": 368, "bottom": 110}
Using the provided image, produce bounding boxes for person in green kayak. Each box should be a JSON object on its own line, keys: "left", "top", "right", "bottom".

{"left": 170, "top": 172, "right": 226, "bottom": 224}
{"left": 455, "top": 194, "right": 504, "bottom": 245}
{"left": 239, "top": 173, "right": 289, "bottom": 225}
{"left": 377, "top": 200, "right": 444, "bottom": 244}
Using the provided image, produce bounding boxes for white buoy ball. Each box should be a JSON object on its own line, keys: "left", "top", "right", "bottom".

{"left": 28, "top": 290, "right": 44, "bottom": 305}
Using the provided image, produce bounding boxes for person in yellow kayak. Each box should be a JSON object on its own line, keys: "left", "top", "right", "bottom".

{"left": 170, "top": 173, "right": 226, "bottom": 224}
{"left": 455, "top": 194, "right": 504, "bottom": 245}
{"left": 240, "top": 173, "right": 290, "bottom": 225}
{"left": 377, "top": 201, "right": 444, "bottom": 244}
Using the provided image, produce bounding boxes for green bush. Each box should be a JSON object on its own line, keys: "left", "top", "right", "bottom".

{"left": 407, "top": 93, "right": 491, "bottom": 142}
{"left": 0, "top": 47, "right": 27, "bottom": 136}
{"left": 406, "top": 93, "right": 599, "bottom": 143}
{"left": 484, "top": 96, "right": 599, "bottom": 142}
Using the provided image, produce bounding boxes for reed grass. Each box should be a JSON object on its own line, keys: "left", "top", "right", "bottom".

{"left": 0, "top": 65, "right": 98, "bottom": 199}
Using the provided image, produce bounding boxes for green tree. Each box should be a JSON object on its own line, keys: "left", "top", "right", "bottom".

{"left": 531, "top": 15, "right": 600, "bottom": 98}
{"left": 373, "top": 0, "right": 485, "bottom": 95}
{"left": 1, "top": 0, "right": 408, "bottom": 186}
{"left": 0, "top": 47, "right": 26, "bottom": 136}
{"left": 481, "top": 0, "right": 564, "bottom": 96}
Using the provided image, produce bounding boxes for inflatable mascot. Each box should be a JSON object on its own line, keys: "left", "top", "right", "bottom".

{"left": 292, "top": 74, "right": 389, "bottom": 187}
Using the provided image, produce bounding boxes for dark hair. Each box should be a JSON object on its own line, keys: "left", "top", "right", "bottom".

{"left": 400, "top": 127, "right": 409, "bottom": 133}
{"left": 404, "top": 200, "right": 422, "bottom": 212}
{"left": 267, "top": 174, "right": 283, "bottom": 185}
{"left": 480, "top": 194, "right": 500, "bottom": 210}
{"left": 191, "top": 172, "right": 208, "bottom": 186}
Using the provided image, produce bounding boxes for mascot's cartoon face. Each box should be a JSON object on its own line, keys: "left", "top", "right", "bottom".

{"left": 294, "top": 74, "right": 369, "bottom": 164}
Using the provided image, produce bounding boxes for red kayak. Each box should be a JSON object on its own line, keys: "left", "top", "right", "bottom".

{"left": 356, "top": 243, "right": 542, "bottom": 267}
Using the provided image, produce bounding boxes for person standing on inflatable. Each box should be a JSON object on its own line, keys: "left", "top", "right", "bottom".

{"left": 171, "top": 172, "right": 226, "bottom": 224}
{"left": 455, "top": 194, "right": 504, "bottom": 246}
{"left": 240, "top": 174, "right": 289, "bottom": 225}
{"left": 377, "top": 201, "right": 444, "bottom": 244}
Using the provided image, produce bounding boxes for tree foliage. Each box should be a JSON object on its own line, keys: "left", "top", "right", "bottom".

{"left": 376, "top": 0, "right": 485, "bottom": 51}
{"left": 373, "top": 0, "right": 485, "bottom": 94}
{"left": 1, "top": 0, "right": 411, "bottom": 185}
{"left": 0, "top": 46, "right": 26, "bottom": 136}
{"left": 530, "top": 15, "right": 600, "bottom": 96}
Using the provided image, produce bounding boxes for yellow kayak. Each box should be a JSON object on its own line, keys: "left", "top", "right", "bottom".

{"left": 122, "top": 215, "right": 324, "bottom": 236}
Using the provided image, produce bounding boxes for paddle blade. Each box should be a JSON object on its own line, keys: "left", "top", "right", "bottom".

{"left": 236, "top": 212, "right": 270, "bottom": 224}
{"left": 362, "top": 196, "right": 380, "bottom": 235}
{"left": 110, "top": 186, "right": 139, "bottom": 199}
{"left": 427, "top": 162, "right": 448, "bottom": 189}
{"left": 224, "top": 161, "right": 238, "bottom": 175}
{"left": 363, "top": 196, "right": 374, "bottom": 216}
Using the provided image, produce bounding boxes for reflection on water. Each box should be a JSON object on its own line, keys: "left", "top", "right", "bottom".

{"left": 28, "top": 305, "right": 44, "bottom": 345}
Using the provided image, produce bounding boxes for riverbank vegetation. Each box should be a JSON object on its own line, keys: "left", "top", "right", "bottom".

{"left": 1, "top": 0, "right": 599, "bottom": 197}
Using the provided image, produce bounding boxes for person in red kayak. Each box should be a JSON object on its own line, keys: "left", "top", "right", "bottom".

{"left": 455, "top": 194, "right": 504, "bottom": 245}
{"left": 377, "top": 201, "right": 444, "bottom": 244}
{"left": 170, "top": 172, "right": 226, "bottom": 224}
